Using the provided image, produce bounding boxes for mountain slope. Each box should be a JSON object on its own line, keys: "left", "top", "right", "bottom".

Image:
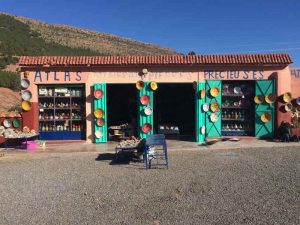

{"left": 5, "top": 12, "right": 178, "bottom": 56}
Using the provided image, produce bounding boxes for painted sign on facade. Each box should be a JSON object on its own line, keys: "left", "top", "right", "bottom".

{"left": 33, "top": 71, "right": 83, "bottom": 83}
{"left": 204, "top": 70, "right": 265, "bottom": 80}
{"left": 291, "top": 68, "right": 300, "bottom": 78}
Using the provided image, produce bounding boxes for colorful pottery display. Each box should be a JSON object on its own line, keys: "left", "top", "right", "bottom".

{"left": 142, "top": 123, "right": 152, "bottom": 133}
{"left": 144, "top": 106, "right": 153, "bottom": 116}
{"left": 210, "top": 102, "right": 220, "bottom": 112}
{"left": 210, "top": 113, "right": 218, "bottom": 122}
{"left": 94, "top": 109, "right": 104, "bottom": 118}
{"left": 21, "top": 90, "right": 32, "bottom": 101}
{"left": 254, "top": 95, "right": 264, "bottom": 104}
{"left": 140, "top": 95, "right": 150, "bottom": 105}
{"left": 95, "top": 130, "right": 103, "bottom": 138}
{"left": 150, "top": 81, "right": 158, "bottom": 90}
{"left": 94, "top": 89, "right": 104, "bottom": 99}
{"left": 210, "top": 87, "right": 220, "bottom": 97}
{"left": 202, "top": 103, "right": 209, "bottom": 112}
{"left": 261, "top": 112, "right": 272, "bottom": 123}
{"left": 21, "top": 101, "right": 32, "bottom": 111}
{"left": 0, "top": 112, "right": 6, "bottom": 117}
{"left": 136, "top": 80, "right": 144, "bottom": 90}
{"left": 265, "top": 93, "right": 276, "bottom": 104}
{"left": 21, "top": 79, "right": 30, "bottom": 89}
{"left": 283, "top": 92, "right": 292, "bottom": 103}
{"left": 96, "top": 118, "right": 105, "bottom": 126}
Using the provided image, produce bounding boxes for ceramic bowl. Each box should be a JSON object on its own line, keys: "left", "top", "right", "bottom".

{"left": 141, "top": 123, "right": 152, "bottom": 133}
{"left": 22, "top": 90, "right": 32, "bottom": 101}
{"left": 144, "top": 106, "right": 153, "bottom": 116}
{"left": 95, "top": 130, "right": 103, "bottom": 138}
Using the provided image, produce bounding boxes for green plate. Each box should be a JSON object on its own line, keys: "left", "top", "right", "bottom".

{"left": 13, "top": 119, "right": 20, "bottom": 128}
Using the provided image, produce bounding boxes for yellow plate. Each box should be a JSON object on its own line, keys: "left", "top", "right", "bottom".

{"left": 254, "top": 95, "right": 264, "bottom": 104}
{"left": 210, "top": 87, "right": 220, "bottom": 97}
{"left": 210, "top": 102, "right": 220, "bottom": 112}
{"left": 261, "top": 112, "right": 272, "bottom": 123}
{"left": 283, "top": 92, "right": 292, "bottom": 103}
{"left": 150, "top": 81, "right": 158, "bottom": 90}
{"left": 94, "top": 109, "right": 104, "bottom": 118}
{"left": 265, "top": 93, "right": 276, "bottom": 104}
{"left": 21, "top": 101, "right": 32, "bottom": 111}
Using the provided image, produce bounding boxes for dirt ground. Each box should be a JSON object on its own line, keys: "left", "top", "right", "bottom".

{"left": 0, "top": 146, "right": 299, "bottom": 225}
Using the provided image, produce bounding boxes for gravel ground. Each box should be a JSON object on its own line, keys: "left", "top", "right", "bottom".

{"left": 0, "top": 147, "right": 299, "bottom": 225}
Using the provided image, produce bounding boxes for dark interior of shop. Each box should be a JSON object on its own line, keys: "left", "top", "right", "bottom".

{"left": 107, "top": 84, "right": 138, "bottom": 138}
{"left": 154, "top": 83, "right": 195, "bottom": 140}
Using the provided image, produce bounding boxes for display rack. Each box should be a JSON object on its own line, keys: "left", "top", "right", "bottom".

{"left": 221, "top": 82, "right": 254, "bottom": 136}
{"left": 38, "top": 86, "right": 86, "bottom": 140}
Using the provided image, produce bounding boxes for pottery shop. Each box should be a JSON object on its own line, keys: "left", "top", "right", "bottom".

{"left": 17, "top": 53, "right": 296, "bottom": 143}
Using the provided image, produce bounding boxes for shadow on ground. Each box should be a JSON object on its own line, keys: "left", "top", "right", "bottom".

{"left": 95, "top": 153, "right": 138, "bottom": 165}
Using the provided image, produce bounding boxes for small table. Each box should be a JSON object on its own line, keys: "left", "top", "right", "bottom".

{"left": 4, "top": 134, "right": 39, "bottom": 151}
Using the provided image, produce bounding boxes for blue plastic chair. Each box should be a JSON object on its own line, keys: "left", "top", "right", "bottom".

{"left": 144, "top": 134, "right": 168, "bottom": 169}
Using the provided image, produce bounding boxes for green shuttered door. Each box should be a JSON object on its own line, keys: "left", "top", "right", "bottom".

{"left": 138, "top": 82, "right": 154, "bottom": 139}
{"left": 94, "top": 83, "right": 107, "bottom": 143}
{"left": 195, "top": 82, "right": 206, "bottom": 142}
{"left": 255, "top": 80, "right": 275, "bottom": 138}
{"left": 205, "top": 80, "right": 222, "bottom": 137}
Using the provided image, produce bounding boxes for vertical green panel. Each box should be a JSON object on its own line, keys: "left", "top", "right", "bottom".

{"left": 255, "top": 80, "right": 275, "bottom": 138}
{"left": 205, "top": 80, "right": 222, "bottom": 137}
{"left": 94, "top": 83, "right": 107, "bottom": 143}
{"left": 195, "top": 82, "right": 206, "bottom": 142}
{"left": 138, "top": 82, "right": 154, "bottom": 139}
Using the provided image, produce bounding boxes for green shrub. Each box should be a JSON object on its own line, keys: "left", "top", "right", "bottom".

{"left": 0, "top": 71, "right": 20, "bottom": 90}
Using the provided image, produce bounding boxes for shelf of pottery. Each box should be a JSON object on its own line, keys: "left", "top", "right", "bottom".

{"left": 38, "top": 87, "right": 85, "bottom": 132}
{"left": 221, "top": 83, "right": 254, "bottom": 136}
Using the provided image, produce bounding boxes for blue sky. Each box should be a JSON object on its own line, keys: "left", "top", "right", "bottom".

{"left": 1, "top": 0, "right": 300, "bottom": 66}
